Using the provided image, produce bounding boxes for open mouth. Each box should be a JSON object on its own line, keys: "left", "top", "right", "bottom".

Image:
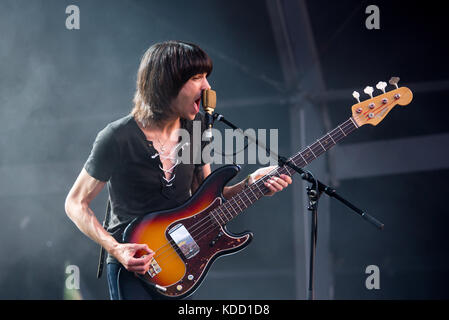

{"left": 194, "top": 98, "right": 201, "bottom": 113}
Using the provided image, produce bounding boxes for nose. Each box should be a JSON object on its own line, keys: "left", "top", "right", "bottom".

{"left": 202, "top": 77, "right": 211, "bottom": 90}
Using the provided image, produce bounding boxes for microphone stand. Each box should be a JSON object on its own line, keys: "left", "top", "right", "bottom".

{"left": 210, "top": 111, "right": 384, "bottom": 300}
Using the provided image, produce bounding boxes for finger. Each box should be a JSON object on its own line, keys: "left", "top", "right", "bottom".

{"left": 130, "top": 266, "right": 148, "bottom": 275}
{"left": 264, "top": 181, "right": 278, "bottom": 193}
{"left": 280, "top": 174, "right": 292, "bottom": 184}
{"left": 131, "top": 245, "right": 154, "bottom": 260}
{"left": 255, "top": 166, "right": 277, "bottom": 179}
{"left": 127, "top": 256, "right": 150, "bottom": 267}
{"left": 267, "top": 178, "right": 284, "bottom": 191}
{"left": 273, "top": 177, "right": 288, "bottom": 188}
{"left": 136, "top": 244, "right": 154, "bottom": 255}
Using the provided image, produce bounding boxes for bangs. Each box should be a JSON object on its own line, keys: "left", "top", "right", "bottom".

{"left": 173, "top": 42, "right": 213, "bottom": 85}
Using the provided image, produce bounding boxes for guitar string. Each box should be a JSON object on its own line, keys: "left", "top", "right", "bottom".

{"left": 149, "top": 162, "right": 290, "bottom": 262}
{"left": 161, "top": 118, "right": 357, "bottom": 251}
{"left": 147, "top": 119, "right": 356, "bottom": 265}
{"left": 150, "top": 127, "right": 357, "bottom": 268}
{"left": 144, "top": 98, "right": 400, "bottom": 277}
{"left": 164, "top": 92, "right": 405, "bottom": 266}
{"left": 159, "top": 108, "right": 379, "bottom": 253}
{"left": 181, "top": 118, "right": 356, "bottom": 235}
{"left": 148, "top": 119, "right": 356, "bottom": 267}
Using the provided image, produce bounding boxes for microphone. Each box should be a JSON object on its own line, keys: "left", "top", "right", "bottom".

{"left": 201, "top": 89, "right": 217, "bottom": 141}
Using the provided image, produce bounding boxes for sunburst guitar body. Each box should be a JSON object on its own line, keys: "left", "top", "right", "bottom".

{"left": 121, "top": 165, "right": 252, "bottom": 299}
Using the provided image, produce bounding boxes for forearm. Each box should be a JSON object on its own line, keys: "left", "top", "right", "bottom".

{"left": 223, "top": 176, "right": 250, "bottom": 199}
{"left": 65, "top": 200, "right": 118, "bottom": 253}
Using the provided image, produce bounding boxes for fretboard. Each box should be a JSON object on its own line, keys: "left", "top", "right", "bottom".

{"left": 209, "top": 118, "right": 358, "bottom": 226}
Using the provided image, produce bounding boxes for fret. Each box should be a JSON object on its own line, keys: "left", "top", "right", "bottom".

{"left": 237, "top": 193, "right": 248, "bottom": 208}
{"left": 216, "top": 209, "right": 227, "bottom": 225}
{"left": 279, "top": 165, "right": 291, "bottom": 176}
{"left": 258, "top": 181, "right": 269, "bottom": 197}
{"left": 299, "top": 152, "right": 308, "bottom": 164}
{"left": 284, "top": 166, "right": 294, "bottom": 177}
{"left": 247, "top": 184, "right": 258, "bottom": 200}
{"left": 253, "top": 180, "right": 264, "bottom": 196}
{"left": 302, "top": 149, "right": 313, "bottom": 163}
{"left": 307, "top": 146, "right": 316, "bottom": 158}
{"left": 233, "top": 196, "right": 244, "bottom": 211}
{"left": 214, "top": 207, "right": 224, "bottom": 224}
{"left": 242, "top": 190, "right": 253, "bottom": 204}
{"left": 349, "top": 117, "right": 359, "bottom": 128}
{"left": 227, "top": 201, "right": 238, "bottom": 217}
{"left": 313, "top": 141, "right": 324, "bottom": 154}
{"left": 338, "top": 125, "right": 346, "bottom": 137}
{"left": 210, "top": 210, "right": 223, "bottom": 226}
{"left": 214, "top": 117, "right": 358, "bottom": 225}
{"left": 319, "top": 137, "right": 330, "bottom": 150}
{"left": 330, "top": 128, "right": 343, "bottom": 143}
{"left": 343, "top": 119, "right": 357, "bottom": 135}
{"left": 223, "top": 205, "right": 234, "bottom": 222}
{"left": 289, "top": 157, "right": 302, "bottom": 171}
{"left": 317, "top": 139, "right": 326, "bottom": 151}
{"left": 328, "top": 133, "right": 336, "bottom": 144}
{"left": 312, "top": 141, "right": 327, "bottom": 157}
{"left": 288, "top": 155, "right": 303, "bottom": 171}
{"left": 219, "top": 206, "right": 231, "bottom": 222}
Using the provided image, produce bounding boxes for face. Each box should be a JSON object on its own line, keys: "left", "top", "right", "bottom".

{"left": 170, "top": 73, "right": 211, "bottom": 120}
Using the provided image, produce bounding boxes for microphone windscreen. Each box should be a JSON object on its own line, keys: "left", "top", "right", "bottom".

{"left": 202, "top": 89, "right": 216, "bottom": 110}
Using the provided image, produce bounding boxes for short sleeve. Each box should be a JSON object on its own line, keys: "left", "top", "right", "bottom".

{"left": 84, "top": 125, "right": 120, "bottom": 182}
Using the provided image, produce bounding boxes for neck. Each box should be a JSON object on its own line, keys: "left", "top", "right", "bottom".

{"left": 140, "top": 116, "right": 181, "bottom": 138}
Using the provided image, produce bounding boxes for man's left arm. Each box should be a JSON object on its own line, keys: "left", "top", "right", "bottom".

{"left": 190, "top": 164, "right": 292, "bottom": 199}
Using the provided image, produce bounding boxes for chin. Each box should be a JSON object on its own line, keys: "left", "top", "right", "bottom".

{"left": 182, "top": 113, "right": 196, "bottom": 121}
{"left": 188, "top": 112, "right": 199, "bottom": 120}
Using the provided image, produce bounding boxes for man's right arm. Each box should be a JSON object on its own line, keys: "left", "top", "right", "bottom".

{"left": 64, "top": 168, "right": 153, "bottom": 274}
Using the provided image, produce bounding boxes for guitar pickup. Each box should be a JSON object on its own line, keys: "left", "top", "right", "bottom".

{"left": 168, "top": 224, "right": 200, "bottom": 259}
{"left": 147, "top": 258, "right": 162, "bottom": 278}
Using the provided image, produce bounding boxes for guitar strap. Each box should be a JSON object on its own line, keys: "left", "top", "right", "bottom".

{"left": 96, "top": 198, "right": 111, "bottom": 278}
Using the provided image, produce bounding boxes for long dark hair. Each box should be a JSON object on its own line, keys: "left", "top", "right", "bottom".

{"left": 131, "top": 41, "right": 213, "bottom": 126}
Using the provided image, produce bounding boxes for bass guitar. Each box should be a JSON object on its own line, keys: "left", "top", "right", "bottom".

{"left": 121, "top": 80, "right": 413, "bottom": 299}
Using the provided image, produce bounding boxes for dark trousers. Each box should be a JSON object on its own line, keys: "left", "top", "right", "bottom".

{"left": 106, "top": 263, "right": 159, "bottom": 300}
{"left": 107, "top": 263, "right": 193, "bottom": 300}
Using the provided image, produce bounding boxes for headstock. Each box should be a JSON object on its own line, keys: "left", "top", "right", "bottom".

{"left": 351, "top": 77, "right": 413, "bottom": 127}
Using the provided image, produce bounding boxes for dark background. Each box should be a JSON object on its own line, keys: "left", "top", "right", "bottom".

{"left": 0, "top": 0, "right": 448, "bottom": 299}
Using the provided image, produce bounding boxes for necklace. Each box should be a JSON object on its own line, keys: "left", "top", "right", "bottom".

{"left": 156, "top": 133, "right": 169, "bottom": 153}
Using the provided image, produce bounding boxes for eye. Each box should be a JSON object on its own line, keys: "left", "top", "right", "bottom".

{"left": 192, "top": 73, "right": 206, "bottom": 81}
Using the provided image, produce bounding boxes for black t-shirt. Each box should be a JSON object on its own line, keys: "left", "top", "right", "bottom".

{"left": 84, "top": 113, "right": 208, "bottom": 264}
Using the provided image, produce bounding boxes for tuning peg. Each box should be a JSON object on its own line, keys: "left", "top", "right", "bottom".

{"left": 352, "top": 91, "right": 361, "bottom": 103}
{"left": 376, "top": 81, "right": 387, "bottom": 93}
{"left": 363, "top": 86, "right": 374, "bottom": 99}
{"left": 389, "top": 77, "right": 400, "bottom": 89}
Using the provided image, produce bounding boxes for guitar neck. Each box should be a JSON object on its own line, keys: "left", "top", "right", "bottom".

{"left": 210, "top": 117, "right": 359, "bottom": 225}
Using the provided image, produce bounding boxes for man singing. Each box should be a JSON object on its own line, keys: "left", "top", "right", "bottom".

{"left": 65, "top": 41, "right": 292, "bottom": 299}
